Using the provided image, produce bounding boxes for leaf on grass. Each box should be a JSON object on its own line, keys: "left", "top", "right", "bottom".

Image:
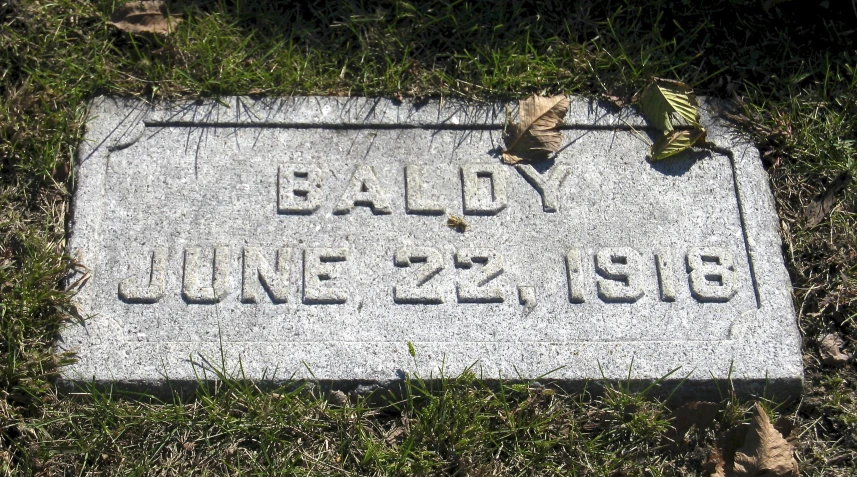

{"left": 108, "top": 1, "right": 182, "bottom": 35}
{"left": 650, "top": 128, "right": 706, "bottom": 161}
{"left": 819, "top": 333, "right": 851, "bottom": 366}
{"left": 666, "top": 401, "right": 719, "bottom": 451}
{"left": 502, "top": 94, "right": 569, "bottom": 164}
{"left": 705, "top": 447, "right": 727, "bottom": 477}
{"left": 708, "top": 422, "right": 751, "bottom": 477}
{"left": 773, "top": 417, "right": 799, "bottom": 447}
{"left": 805, "top": 171, "right": 852, "bottom": 227}
{"left": 732, "top": 403, "right": 799, "bottom": 477}
{"left": 329, "top": 390, "right": 349, "bottom": 406}
{"left": 384, "top": 425, "right": 406, "bottom": 448}
{"left": 638, "top": 78, "right": 700, "bottom": 131}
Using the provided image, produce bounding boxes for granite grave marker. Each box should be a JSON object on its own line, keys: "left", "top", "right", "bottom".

{"left": 60, "top": 96, "right": 803, "bottom": 398}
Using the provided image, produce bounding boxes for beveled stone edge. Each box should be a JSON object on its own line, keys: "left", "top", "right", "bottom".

{"left": 58, "top": 96, "right": 804, "bottom": 401}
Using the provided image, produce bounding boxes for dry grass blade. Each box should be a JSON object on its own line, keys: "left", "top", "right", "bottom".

{"left": 650, "top": 129, "right": 706, "bottom": 161}
{"left": 804, "top": 171, "right": 852, "bottom": 227}
{"left": 732, "top": 403, "right": 799, "bottom": 477}
{"left": 638, "top": 78, "right": 700, "bottom": 131}
{"left": 502, "top": 94, "right": 569, "bottom": 164}
{"left": 108, "top": 1, "right": 182, "bottom": 35}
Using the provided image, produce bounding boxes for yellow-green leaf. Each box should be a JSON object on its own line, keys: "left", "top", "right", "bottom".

{"left": 638, "top": 78, "right": 700, "bottom": 131}
{"left": 650, "top": 129, "right": 706, "bottom": 160}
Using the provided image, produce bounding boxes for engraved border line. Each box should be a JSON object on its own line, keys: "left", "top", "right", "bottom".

{"left": 143, "top": 121, "right": 655, "bottom": 131}
{"left": 119, "top": 340, "right": 732, "bottom": 344}
{"left": 721, "top": 147, "right": 762, "bottom": 308}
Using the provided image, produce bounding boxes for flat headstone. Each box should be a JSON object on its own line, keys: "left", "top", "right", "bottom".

{"left": 61, "top": 96, "right": 802, "bottom": 399}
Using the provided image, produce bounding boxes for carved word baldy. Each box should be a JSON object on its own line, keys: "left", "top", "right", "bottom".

{"left": 278, "top": 163, "right": 570, "bottom": 215}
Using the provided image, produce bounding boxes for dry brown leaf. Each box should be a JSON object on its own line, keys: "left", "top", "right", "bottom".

{"left": 502, "top": 94, "right": 569, "bottom": 164}
{"left": 805, "top": 171, "right": 852, "bottom": 226}
{"left": 329, "top": 390, "right": 349, "bottom": 406}
{"left": 719, "top": 422, "right": 752, "bottom": 467}
{"left": 732, "top": 403, "right": 799, "bottom": 477}
{"left": 384, "top": 426, "right": 406, "bottom": 448}
{"left": 604, "top": 94, "right": 627, "bottom": 108}
{"left": 666, "top": 401, "right": 719, "bottom": 450}
{"left": 705, "top": 447, "right": 727, "bottom": 477}
{"left": 773, "top": 417, "right": 799, "bottom": 447}
{"left": 820, "top": 333, "right": 851, "bottom": 366}
{"left": 446, "top": 214, "right": 469, "bottom": 232}
{"left": 108, "top": 1, "right": 182, "bottom": 35}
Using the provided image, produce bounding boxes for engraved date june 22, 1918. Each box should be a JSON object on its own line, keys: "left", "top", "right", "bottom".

{"left": 117, "top": 247, "right": 739, "bottom": 306}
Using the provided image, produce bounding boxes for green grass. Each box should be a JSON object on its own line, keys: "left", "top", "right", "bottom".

{"left": 2, "top": 0, "right": 856, "bottom": 474}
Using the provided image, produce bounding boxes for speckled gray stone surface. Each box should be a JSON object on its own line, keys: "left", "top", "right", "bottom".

{"left": 60, "top": 96, "right": 802, "bottom": 399}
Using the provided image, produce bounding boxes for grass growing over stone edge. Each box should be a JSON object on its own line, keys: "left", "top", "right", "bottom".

{"left": 1, "top": 0, "right": 855, "bottom": 474}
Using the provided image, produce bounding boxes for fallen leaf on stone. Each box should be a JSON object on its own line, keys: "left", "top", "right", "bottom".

{"left": 446, "top": 214, "right": 469, "bottom": 233}
{"left": 732, "top": 403, "right": 799, "bottom": 477}
{"left": 666, "top": 401, "right": 719, "bottom": 450}
{"left": 805, "top": 171, "right": 851, "bottom": 227}
{"left": 502, "top": 94, "right": 569, "bottom": 164}
{"left": 637, "top": 77, "right": 700, "bottom": 131}
{"left": 650, "top": 128, "right": 706, "bottom": 161}
{"left": 108, "top": 1, "right": 182, "bottom": 35}
{"left": 820, "top": 333, "right": 850, "bottom": 366}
